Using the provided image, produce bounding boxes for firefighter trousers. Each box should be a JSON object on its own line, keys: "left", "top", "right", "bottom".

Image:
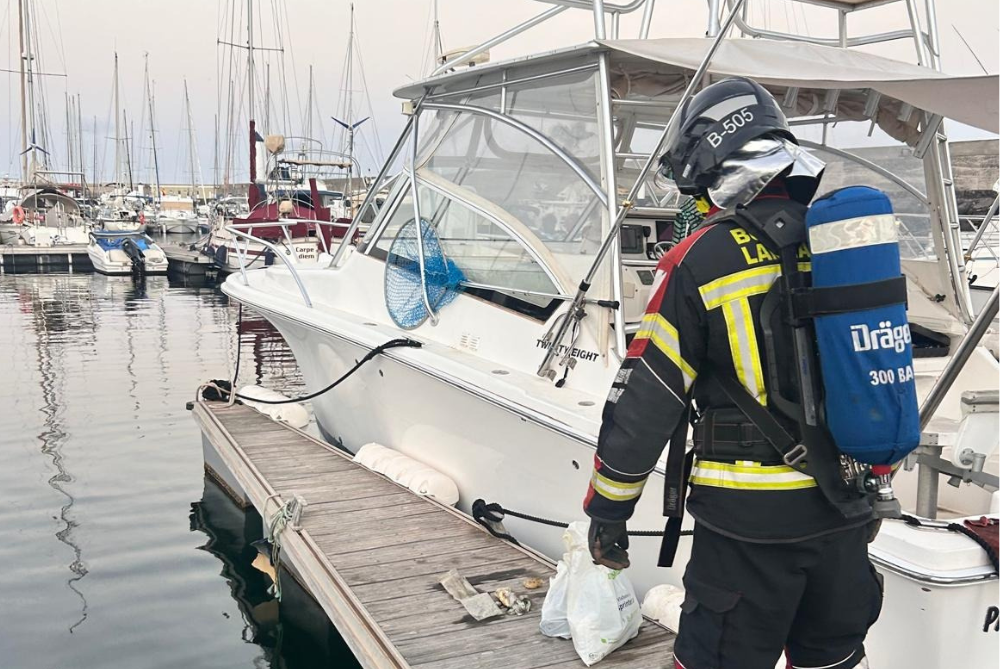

{"left": 673, "top": 522, "right": 883, "bottom": 669}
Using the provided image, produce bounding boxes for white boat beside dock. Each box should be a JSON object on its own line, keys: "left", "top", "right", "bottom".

{"left": 87, "top": 229, "right": 168, "bottom": 276}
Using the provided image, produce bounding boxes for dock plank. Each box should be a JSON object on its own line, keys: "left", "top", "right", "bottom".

{"left": 195, "top": 401, "right": 676, "bottom": 669}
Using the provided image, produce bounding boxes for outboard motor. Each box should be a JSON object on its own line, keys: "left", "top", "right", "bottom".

{"left": 121, "top": 237, "right": 147, "bottom": 278}
{"left": 805, "top": 186, "right": 920, "bottom": 516}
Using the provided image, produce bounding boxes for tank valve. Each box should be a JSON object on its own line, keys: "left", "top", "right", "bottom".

{"left": 867, "top": 464, "right": 902, "bottom": 519}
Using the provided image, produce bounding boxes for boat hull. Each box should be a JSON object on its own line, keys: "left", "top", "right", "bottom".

{"left": 87, "top": 245, "right": 169, "bottom": 275}
{"left": 232, "top": 298, "right": 998, "bottom": 669}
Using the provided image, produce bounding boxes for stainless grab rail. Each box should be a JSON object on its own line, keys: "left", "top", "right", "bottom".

{"left": 965, "top": 197, "right": 1000, "bottom": 266}
{"left": 225, "top": 219, "right": 346, "bottom": 309}
{"left": 918, "top": 286, "right": 999, "bottom": 430}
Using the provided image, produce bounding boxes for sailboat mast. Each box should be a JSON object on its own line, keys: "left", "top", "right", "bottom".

{"left": 305, "top": 64, "right": 313, "bottom": 141}
{"left": 65, "top": 92, "right": 73, "bottom": 182}
{"left": 77, "top": 93, "right": 84, "bottom": 189}
{"left": 113, "top": 52, "right": 121, "bottom": 187}
{"left": 247, "top": 0, "right": 257, "bottom": 185}
{"left": 146, "top": 59, "right": 161, "bottom": 208}
{"left": 23, "top": 0, "right": 38, "bottom": 178}
{"left": 213, "top": 113, "right": 219, "bottom": 199}
{"left": 17, "top": 0, "right": 27, "bottom": 180}
{"left": 124, "top": 109, "right": 134, "bottom": 191}
{"left": 185, "top": 80, "right": 197, "bottom": 202}
{"left": 345, "top": 3, "right": 355, "bottom": 200}
{"left": 264, "top": 63, "right": 270, "bottom": 132}
{"left": 433, "top": 0, "right": 443, "bottom": 65}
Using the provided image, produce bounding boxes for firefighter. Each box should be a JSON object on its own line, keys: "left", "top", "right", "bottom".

{"left": 583, "top": 77, "right": 881, "bottom": 669}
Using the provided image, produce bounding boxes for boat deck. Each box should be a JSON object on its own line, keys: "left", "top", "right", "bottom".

{"left": 193, "top": 400, "right": 676, "bottom": 669}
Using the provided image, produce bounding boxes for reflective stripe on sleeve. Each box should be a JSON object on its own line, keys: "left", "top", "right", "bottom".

{"left": 633, "top": 312, "right": 697, "bottom": 391}
{"left": 690, "top": 459, "right": 817, "bottom": 490}
{"left": 808, "top": 214, "right": 898, "bottom": 255}
{"left": 590, "top": 470, "right": 647, "bottom": 502}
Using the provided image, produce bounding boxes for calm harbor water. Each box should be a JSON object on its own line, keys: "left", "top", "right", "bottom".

{"left": 0, "top": 270, "right": 361, "bottom": 669}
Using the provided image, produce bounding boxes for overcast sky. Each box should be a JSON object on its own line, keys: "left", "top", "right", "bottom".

{"left": 2, "top": 0, "right": 997, "bottom": 185}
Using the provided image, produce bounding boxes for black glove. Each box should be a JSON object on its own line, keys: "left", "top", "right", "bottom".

{"left": 588, "top": 518, "right": 630, "bottom": 570}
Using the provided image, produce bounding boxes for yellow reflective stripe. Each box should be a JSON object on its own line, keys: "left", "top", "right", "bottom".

{"left": 634, "top": 313, "right": 696, "bottom": 391}
{"left": 722, "top": 297, "right": 766, "bottom": 404}
{"left": 690, "top": 476, "right": 818, "bottom": 490}
{"left": 694, "top": 460, "right": 799, "bottom": 475}
{"left": 690, "top": 460, "right": 817, "bottom": 490}
{"left": 591, "top": 470, "right": 647, "bottom": 502}
{"left": 699, "top": 266, "right": 780, "bottom": 310}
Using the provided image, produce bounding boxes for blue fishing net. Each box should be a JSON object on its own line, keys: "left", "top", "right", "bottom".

{"left": 384, "top": 218, "right": 465, "bottom": 329}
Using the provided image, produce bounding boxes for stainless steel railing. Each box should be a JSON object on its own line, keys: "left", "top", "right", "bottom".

{"left": 227, "top": 219, "right": 349, "bottom": 308}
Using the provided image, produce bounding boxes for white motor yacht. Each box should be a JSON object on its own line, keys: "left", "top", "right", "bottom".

{"left": 221, "top": 2, "right": 999, "bottom": 667}
{"left": 1, "top": 188, "right": 92, "bottom": 246}
{"left": 87, "top": 229, "right": 168, "bottom": 276}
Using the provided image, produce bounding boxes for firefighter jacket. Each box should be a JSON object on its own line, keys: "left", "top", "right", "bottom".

{"left": 583, "top": 194, "right": 868, "bottom": 542}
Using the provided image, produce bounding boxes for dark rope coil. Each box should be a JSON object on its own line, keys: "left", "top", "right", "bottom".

{"left": 899, "top": 513, "right": 998, "bottom": 573}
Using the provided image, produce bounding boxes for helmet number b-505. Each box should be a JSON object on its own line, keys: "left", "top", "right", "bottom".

{"left": 707, "top": 108, "right": 755, "bottom": 149}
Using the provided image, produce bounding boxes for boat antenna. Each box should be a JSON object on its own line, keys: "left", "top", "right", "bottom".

{"left": 951, "top": 24, "right": 988, "bottom": 74}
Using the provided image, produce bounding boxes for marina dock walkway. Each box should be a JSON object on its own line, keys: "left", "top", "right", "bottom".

{"left": 1, "top": 244, "right": 92, "bottom": 273}
{"left": 194, "top": 400, "right": 676, "bottom": 669}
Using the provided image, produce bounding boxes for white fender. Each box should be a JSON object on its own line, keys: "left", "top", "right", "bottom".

{"left": 352, "top": 442, "right": 460, "bottom": 506}
{"left": 407, "top": 470, "right": 460, "bottom": 506}
{"left": 237, "top": 386, "right": 310, "bottom": 429}
{"left": 353, "top": 443, "right": 391, "bottom": 469}
{"left": 641, "top": 584, "right": 685, "bottom": 633}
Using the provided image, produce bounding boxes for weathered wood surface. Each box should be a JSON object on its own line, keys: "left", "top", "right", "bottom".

{"left": 195, "top": 401, "right": 675, "bottom": 669}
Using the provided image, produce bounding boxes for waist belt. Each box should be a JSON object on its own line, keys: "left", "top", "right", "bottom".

{"left": 694, "top": 421, "right": 784, "bottom": 465}
{"left": 692, "top": 409, "right": 789, "bottom": 465}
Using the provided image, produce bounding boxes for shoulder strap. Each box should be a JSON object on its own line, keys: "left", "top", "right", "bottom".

{"left": 705, "top": 366, "right": 810, "bottom": 472}
{"left": 706, "top": 202, "right": 808, "bottom": 252}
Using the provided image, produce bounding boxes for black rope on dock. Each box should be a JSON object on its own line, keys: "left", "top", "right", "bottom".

{"left": 471, "top": 499, "right": 693, "bottom": 544}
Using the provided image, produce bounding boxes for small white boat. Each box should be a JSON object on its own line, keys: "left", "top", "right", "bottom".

{"left": 154, "top": 210, "right": 200, "bottom": 234}
{"left": 87, "top": 230, "right": 168, "bottom": 276}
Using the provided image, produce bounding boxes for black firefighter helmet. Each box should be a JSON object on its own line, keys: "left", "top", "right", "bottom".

{"left": 659, "top": 77, "right": 795, "bottom": 197}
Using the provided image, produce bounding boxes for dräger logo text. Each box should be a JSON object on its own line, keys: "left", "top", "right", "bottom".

{"left": 850, "top": 321, "right": 911, "bottom": 353}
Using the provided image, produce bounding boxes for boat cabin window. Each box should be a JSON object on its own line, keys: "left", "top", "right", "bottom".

{"left": 413, "top": 68, "right": 609, "bottom": 296}
{"left": 371, "top": 182, "right": 561, "bottom": 319}
{"left": 805, "top": 144, "right": 934, "bottom": 260}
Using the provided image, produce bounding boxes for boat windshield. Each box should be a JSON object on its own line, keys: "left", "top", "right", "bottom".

{"left": 411, "top": 68, "right": 606, "bottom": 290}
{"left": 370, "top": 177, "right": 563, "bottom": 315}
{"left": 92, "top": 233, "right": 151, "bottom": 251}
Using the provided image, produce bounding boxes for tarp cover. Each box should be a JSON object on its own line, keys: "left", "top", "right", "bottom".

{"left": 600, "top": 38, "right": 998, "bottom": 134}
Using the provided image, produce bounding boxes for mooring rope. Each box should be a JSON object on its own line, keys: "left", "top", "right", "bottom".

{"left": 471, "top": 499, "right": 693, "bottom": 546}
{"left": 262, "top": 494, "right": 307, "bottom": 600}
{"left": 219, "top": 303, "right": 422, "bottom": 405}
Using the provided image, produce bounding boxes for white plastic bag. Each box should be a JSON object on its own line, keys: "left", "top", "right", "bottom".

{"left": 539, "top": 561, "right": 571, "bottom": 638}
{"left": 539, "top": 521, "right": 642, "bottom": 666}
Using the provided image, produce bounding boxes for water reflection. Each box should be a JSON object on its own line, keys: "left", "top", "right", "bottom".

{"left": 28, "top": 281, "right": 90, "bottom": 633}
{"left": 191, "top": 477, "right": 361, "bottom": 669}
{"left": 0, "top": 273, "right": 340, "bottom": 668}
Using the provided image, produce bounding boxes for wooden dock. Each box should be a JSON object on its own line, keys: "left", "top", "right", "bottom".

{"left": 163, "top": 244, "right": 218, "bottom": 276}
{"left": 0, "top": 244, "right": 93, "bottom": 273}
{"left": 194, "top": 400, "right": 676, "bottom": 669}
